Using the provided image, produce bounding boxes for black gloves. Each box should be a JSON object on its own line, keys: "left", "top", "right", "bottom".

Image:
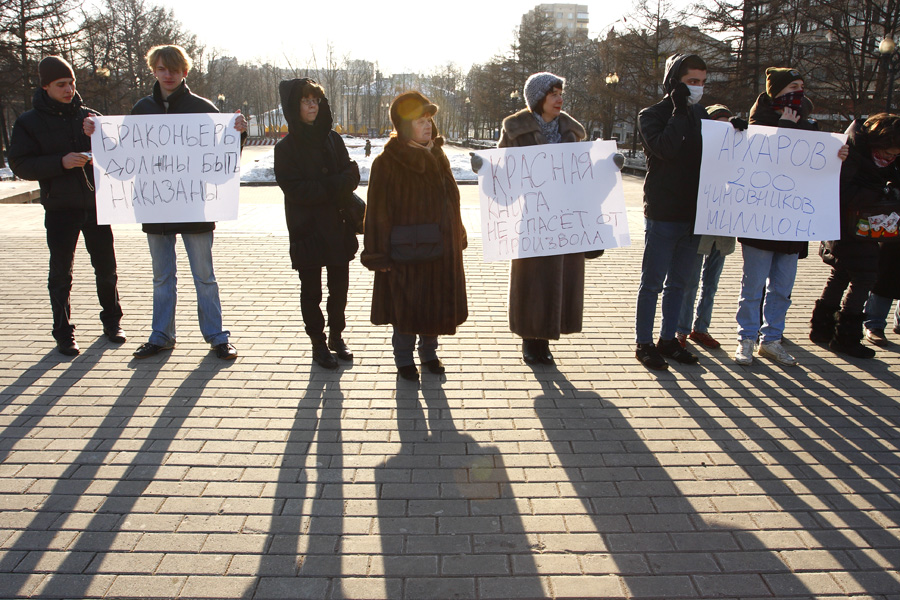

{"left": 729, "top": 116, "right": 749, "bottom": 131}
{"left": 670, "top": 82, "right": 690, "bottom": 114}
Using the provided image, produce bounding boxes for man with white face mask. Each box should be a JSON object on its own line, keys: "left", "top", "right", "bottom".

{"left": 634, "top": 53, "right": 747, "bottom": 371}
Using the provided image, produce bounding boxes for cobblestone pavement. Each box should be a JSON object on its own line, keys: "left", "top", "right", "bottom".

{"left": 0, "top": 181, "right": 899, "bottom": 599}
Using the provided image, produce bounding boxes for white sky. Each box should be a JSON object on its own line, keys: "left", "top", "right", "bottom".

{"left": 155, "top": 0, "right": 693, "bottom": 74}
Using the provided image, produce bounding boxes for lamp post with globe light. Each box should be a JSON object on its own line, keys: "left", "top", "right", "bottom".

{"left": 880, "top": 35, "right": 900, "bottom": 112}
{"left": 605, "top": 72, "right": 619, "bottom": 140}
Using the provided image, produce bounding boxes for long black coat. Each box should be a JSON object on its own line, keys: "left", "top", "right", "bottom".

{"left": 274, "top": 78, "right": 360, "bottom": 270}
{"left": 9, "top": 89, "right": 99, "bottom": 212}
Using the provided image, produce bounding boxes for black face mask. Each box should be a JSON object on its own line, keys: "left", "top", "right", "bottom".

{"left": 772, "top": 90, "right": 804, "bottom": 111}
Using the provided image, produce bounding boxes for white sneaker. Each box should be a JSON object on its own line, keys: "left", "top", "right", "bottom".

{"left": 757, "top": 340, "right": 798, "bottom": 366}
{"left": 734, "top": 339, "right": 755, "bottom": 365}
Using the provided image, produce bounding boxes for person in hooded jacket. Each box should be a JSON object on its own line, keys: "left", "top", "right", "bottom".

{"left": 9, "top": 55, "right": 125, "bottom": 356}
{"left": 635, "top": 53, "right": 747, "bottom": 371}
{"left": 811, "top": 113, "right": 900, "bottom": 357}
{"left": 734, "top": 68, "right": 849, "bottom": 367}
{"left": 361, "top": 92, "right": 467, "bottom": 382}
{"left": 274, "top": 78, "right": 361, "bottom": 369}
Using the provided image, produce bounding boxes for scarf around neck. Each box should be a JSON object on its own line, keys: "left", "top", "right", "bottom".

{"left": 534, "top": 112, "right": 561, "bottom": 144}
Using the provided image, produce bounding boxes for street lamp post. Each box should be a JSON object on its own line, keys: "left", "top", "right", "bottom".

{"left": 604, "top": 72, "right": 619, "bottom": 140}
{"left": 879, "top": 35, "right": 900, "bottom": 112}
{"left": 217, "top": 94, "right": 226, "bottom": 113}
{"left": 510, "top": 89, "right": 520, "bottom": 114}
{"left": 464, "top": 97, "right": 471, "bottom": 146}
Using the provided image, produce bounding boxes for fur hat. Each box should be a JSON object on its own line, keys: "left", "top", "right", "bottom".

{"left": 390, "top": 91, "right": 438, "bottom": 139}
{"left": 766, "top": 67, "right": 803, "bottom": 99}
{"left": 524, "top": 72, "right": 565, "bottom": 112}
{"left": 39, "top": 56, "right": 75, "bottom": 87}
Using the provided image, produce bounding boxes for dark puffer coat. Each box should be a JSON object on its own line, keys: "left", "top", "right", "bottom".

{"left": 274, "top": 78, "right": 360, "bottom": 270}
{"left": 9, "top": 89, "right": 99, "bottom": 212}
{"left": 820, "top": 119, "right": 900, "bottom": 276}
{"left": 499, "top": 108, "right": 587, "bottom": 340}
{"left": 742, "top": 92, "right": 819, "bottom": 256}
{"left": 361, "top": 134, "right": 467, "bottom": 336}
{"left": 637, "top": 54, "right": 709, "bottom": 223}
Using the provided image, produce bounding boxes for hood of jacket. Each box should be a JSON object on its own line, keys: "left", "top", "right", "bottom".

{"left": 662, "top": 53, "right": 703, "bottom": 97}
{"left": 32, "top": 87, "right": 84, "bottom": 116}
{"left": 279, "top": 78, "right": 334, "bottom": 139}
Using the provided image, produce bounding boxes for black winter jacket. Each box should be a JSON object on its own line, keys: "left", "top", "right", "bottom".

{"left": 274, "top": 78, "right": 360, "bottom": 270}
{"left": 130, "top": 80, "right": 244, "bottom": 235}
{"left": 9, "top": 89, "right": 99, "bottom": 212}
{"left": 740, "top": 93, "right": 819, "bottom": 255}
{"left": 638, "top": 54, "right": 709, "bottom": 223}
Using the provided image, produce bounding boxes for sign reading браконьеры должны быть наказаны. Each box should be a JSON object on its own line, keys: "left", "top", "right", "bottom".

{"left": 474, "top": 140, "right": 630, "bottom": 262}
{"left": 90, "top": 113, "right": 241, "bottom": 225}
{"left": 695, "top": 120, "right": 846, "bottom": 242}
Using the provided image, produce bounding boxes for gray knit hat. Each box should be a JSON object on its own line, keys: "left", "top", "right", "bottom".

{"left": 524, "top": 72, "right": 565, "bottom": 112}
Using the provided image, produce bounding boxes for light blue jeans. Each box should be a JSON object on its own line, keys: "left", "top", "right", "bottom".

{"left": 147, "top": 232, "right": 229, "bottom": 347}
{"left": 736, "top": 244, "right": 798, "bottom": 343}
{"left": 392, "top": 327, "right": 438, "bottom": 368}
{"left": 677, "top": 243, "right": 726, "bottom": 335}
{"left": 864, "top": 293, "right": 900, "bottom": 331}
{"left": 635, "top": 218, "right": 700, "bottom": 344}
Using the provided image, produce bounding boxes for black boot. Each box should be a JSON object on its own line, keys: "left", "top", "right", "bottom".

{"left": 829, "top": 311, "right": 876, "bottom": 358}
{"left": 522, "top": 339, "right": 541, "bottom": 364}
{"left": 809, "top": 300, "right": 839, "bottom": 343}
{"left": 311, "top": 342, "right": 338, "bottom": 369}
{"left": 537, "top": 339, "right": 554, "bottom": 364}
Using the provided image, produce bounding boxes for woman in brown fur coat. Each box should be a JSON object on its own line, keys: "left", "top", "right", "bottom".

{"left": 361, "top": 92, "right": 467, "bottom": 381}
{"left": 499, "top": 72, "right": 587, "bottom": 364}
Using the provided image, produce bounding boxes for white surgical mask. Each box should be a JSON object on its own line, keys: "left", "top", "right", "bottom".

{"left": 687, "top": 85, "right": 704, "bottom": 105}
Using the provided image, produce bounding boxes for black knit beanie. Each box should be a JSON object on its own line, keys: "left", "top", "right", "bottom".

{"left": 39, "top": 56, "right": 75, "bottom": 87}
{"left": 765, "top": 67, "right": 803, "bottom": 99}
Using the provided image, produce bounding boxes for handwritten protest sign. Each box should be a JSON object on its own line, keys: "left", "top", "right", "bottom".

{"left": 475, "top": 140, "right": 629, "bottom": 262}
{"left": 91, "top": 113, "right": 241, "bottom": 225}
{"left": 696, "top": 120, "right": 846, "bottom": 241}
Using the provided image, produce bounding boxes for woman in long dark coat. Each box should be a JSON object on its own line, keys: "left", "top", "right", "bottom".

{"left": 498, "top": 72, "right": 586, "bottom": 365}
{"left": 361, "top": 91, "right": 467, "bottom": 382}
{"left": 274, "top": 78, "right": 360, "bottom": 369}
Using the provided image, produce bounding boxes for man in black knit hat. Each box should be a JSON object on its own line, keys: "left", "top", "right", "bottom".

{"left": 9, "top": 55, "right": 125, "bottom": 356}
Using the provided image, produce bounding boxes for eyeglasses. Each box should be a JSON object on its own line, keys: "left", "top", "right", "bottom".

{"left": 301, "top": 98, "right": 321, "bottom": 107}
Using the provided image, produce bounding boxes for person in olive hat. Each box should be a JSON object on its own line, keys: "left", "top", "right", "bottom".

{"left": 9, "top": 55, "right": 125, "bottom": 356}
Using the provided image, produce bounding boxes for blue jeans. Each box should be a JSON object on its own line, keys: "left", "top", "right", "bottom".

{"left": 677, "top": 243, "right": 726, "bottom": 335}
{"left": 147, "top": 232, "right": 229, "bottom": 347}
{"left": 736, "top": 245, "right": 798, "bottom": 343}
{"left": 392, "top": 327, "right": 438, "bottom": 368}
{"left": 635, "top": 219, "right": 700, "bottom": 344}
{"left": 864, "top": 293, "right": 900, "bottom": 331}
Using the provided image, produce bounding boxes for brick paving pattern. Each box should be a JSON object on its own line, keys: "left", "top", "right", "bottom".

{"left": 0, "top": 179, "right": 899, "bottom": 599}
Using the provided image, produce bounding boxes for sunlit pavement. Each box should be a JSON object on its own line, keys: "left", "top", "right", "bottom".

{"left": 0, "top": 181, "right": 898, "bottom": 599}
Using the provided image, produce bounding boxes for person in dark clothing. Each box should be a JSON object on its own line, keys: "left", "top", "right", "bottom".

{"left": 9, "top": 55, "right": 125, "bottom": 356}
{"left": 274, "top": 78, "right": 361, "bottom": 369}
{"left": 734, "top": 68, "right": 849, "bottom": 366}
{"left": 85, "top": 44, "right": 246, "bottom": 360}
{"left": 812, "top": 113, "right": 900, "bottom": 357}
{"left": 865, "top": 243, "right": 900, "bottom": 344}
{"left": 635, "top": 53, "right": 747, "bottom": 371}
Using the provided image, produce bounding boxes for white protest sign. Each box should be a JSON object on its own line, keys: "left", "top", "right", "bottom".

{"left": 475, "top": 140, "right": 629, "bottom": 262}
{"left": 696, "top": 120, "right": 846, "bottom": 241}
{"left": 91, "top": 113, "right": 241, "bottom": 225}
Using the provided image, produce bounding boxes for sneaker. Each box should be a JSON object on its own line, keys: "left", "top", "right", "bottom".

{"left": 657, "top": 338, "right": 699, "bottom": 364}
{"left": 214, "top": 342, "right": 238, "bottom": 360}
{"left": 734, "top": 339, "right": 755, "bottom": 365}
{"left": 757, "top": 340, "right": 798, "bottom": 366}
{"left": 133, "top": 341, "right": 174, "bottom": 358}
{"left": 865, "top": 328, "right": 888, "bottom": 346}
{"left": 689, "top": 330, "right": 720, "bottom": 349}
{"left": 675, "top": 332, "right": 687, "bottom": 348}
{"left": 635, "top": 343, "right": 668, "bottom": 371}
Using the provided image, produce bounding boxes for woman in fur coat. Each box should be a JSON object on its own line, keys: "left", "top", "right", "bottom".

{"left": 498, "top": 72, "right": 587, "bottom": 364}
{"left": 361, "top": 92, "right": 468, "bottom": 382}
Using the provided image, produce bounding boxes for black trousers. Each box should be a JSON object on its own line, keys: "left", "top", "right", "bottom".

{"left": 45, "top": 209, "right": 122, "bottom": 342}
{"left": 820, "top": 264, "right": 877, "bottom": 314}
{"left": 297, "top": 263, "right": 350, "bottom": 344}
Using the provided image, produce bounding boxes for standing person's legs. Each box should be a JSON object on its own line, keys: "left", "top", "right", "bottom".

{"left": 693, "top": 245, "right": 726, "bottom": 334}
{"left": 392, "top": 328, "right": 416, "bottom": 368}
{"left": 736, "top": 245, "right": 772, "bottom": 342}
{"left": 146, "top": 233, "right": 178, "bottom": 347}
{"left": 182, "top": 231, "right": 228, "bottom": 346}
{"left": 636, "top": 218, "right": 686, "bottom": 344}
{"left": 297, "top": 266, "right": 326, "bottom": 344}
{"left": 417, "top": 335, "right": 439, "bottom": 363}
{"left": 659, "top": 227, "right": 699, "bottom": 341}
{"left": 676, "top": 253, "right": 703, "bottom": 338}
{"left": 81, "top": 212, "right": 123, "bottom": 333}
{"left": 759, "top": 252, "right": 798, "bottom": 344}
{"left": 44, "top": 210, "right": 81, "bottom": 344}
{"left": 325, "top": 262, "right": 350, "bottom": 339}
{"left": 864, "top": 293, "right": 892, "bottom": 332}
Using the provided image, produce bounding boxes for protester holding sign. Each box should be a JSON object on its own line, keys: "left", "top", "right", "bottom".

{"left": 361, "top": 92, "right": 467, "bottom": 382}
{"left": 734, "top": 68, "right": 849, "bottom": 366}
{"left": 9, "top": 56, "right": 125, "bottom": 356}
{"left": 498, "top": 72, "right": 587, "bottom": 365}
{"left": 122, "top": 45, "right": 247, "bottom": 360}
{"left": 274, "top": 78, "right": 361, "bottom": 369}
{"left": 813, "top": 113, "right": 900, "bottom": 357}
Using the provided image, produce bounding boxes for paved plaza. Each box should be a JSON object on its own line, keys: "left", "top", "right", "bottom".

{"left": 0, "top": 176, "right": 899, "bottom": 599}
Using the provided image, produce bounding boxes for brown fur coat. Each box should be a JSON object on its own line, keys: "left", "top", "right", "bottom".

{"left": 361, "top": 136, "right": 467, "bottom": 335}
{"left": 499, "top": 109, "right": 587, "bottom": 340}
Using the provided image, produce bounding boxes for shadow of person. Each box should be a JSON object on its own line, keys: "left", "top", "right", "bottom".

{"left": 531, "top": 366, "right": 815, "bottom": 598}
{"left": 253, "top": 371, "right": 346, "bottom": 600}
{"left": 374, "top": 380, "right": 546, "bottom": 599}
